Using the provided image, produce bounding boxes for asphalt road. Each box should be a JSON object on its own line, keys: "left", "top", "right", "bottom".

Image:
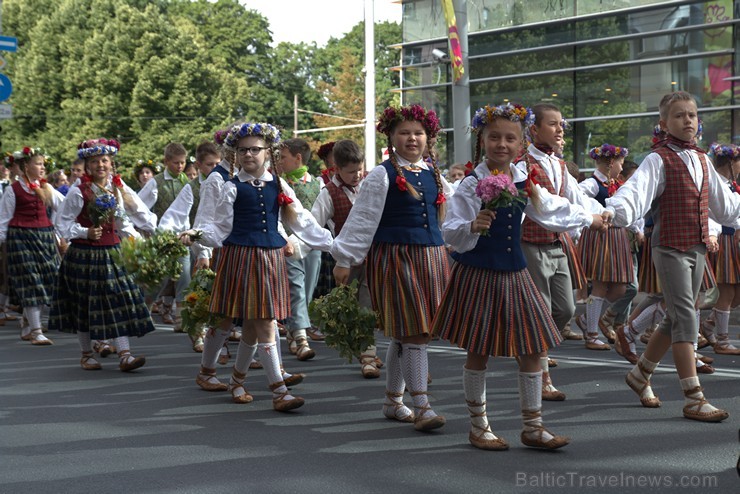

{"left": 1, "top": 313, "right": 739, "bottom": 494}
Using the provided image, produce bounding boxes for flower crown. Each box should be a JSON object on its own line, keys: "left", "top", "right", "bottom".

{"left": 19, "top": 146, "right": 44, "bottom": 159}
{"left": 377, "top": 104, "right": 441, "bottom": 138}
{"left": 213, "top": 128, "right": 229, "bottom": 146}
{"left": 223, "top": 123, "right": 281, "bottom": 149}
{"left": 709, "top": 143, "right": 740, "bottom": 159}
{"left": 3, "top": 152, "right": 14, "bottom": 166}
{"left": 318, "top": 141, "right": 336, "bottom": 160}
{"left": 77, "top": 138, "right": 120, "bottom": 159}
{"left": 471, "top": 103, "right": 534, "bottom": 132}
{"left": 135, "top": 159, "right": 162, "bottom": 173}
{"left": 589, "top": 144, "right": 629, "bottom": 160}
{"left": 653, "top": 118, "right": 703, "bottom": 142}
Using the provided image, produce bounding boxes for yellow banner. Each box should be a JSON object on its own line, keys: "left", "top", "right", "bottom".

{"left": 441, "top": 0, "right": 464, "bottom": 82}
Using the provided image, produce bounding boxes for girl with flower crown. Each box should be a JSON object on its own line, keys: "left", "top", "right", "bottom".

{"left": 186, "top": 122, "right": 332, "bottom": 411}
{"left": 571, "top": 144, "right": 634, "bottom": 351}
{"left": 331, "top": 104, "right": 453, "bottom": 432}
{"left": 699, "top": 143, "right": 740, "bottom": 356}
{"left": 0, "top": 147, "right": 64, "bottom": 345}
{"left": 433, "top": 103, "right": 603, "bottom": 450}
{"left": 51, "top": 138, "right": 157, "bottom": 371}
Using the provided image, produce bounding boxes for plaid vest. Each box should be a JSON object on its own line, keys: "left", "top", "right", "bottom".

{"left": 152, "top": 172, "right": 186, "bottom": 220}
{"left": 652, "top": 145, "right": 709, "bottom": 252}
{"left": 521, "top": 154, "right": 566, "bottom": 244}
{"left": 325, "top": 181, "right": 353, "bottom": 236}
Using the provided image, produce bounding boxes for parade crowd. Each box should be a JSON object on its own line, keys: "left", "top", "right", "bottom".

{"left": 2, "top": 89, "right": 738, "bottom": 452}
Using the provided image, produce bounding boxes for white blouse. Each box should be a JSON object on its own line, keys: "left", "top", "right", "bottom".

{"left": 443, "top": 162, "right": 595, "bottom": 254}
{"left": 605, "top": 146, "right": 740, "bottom": 229}
{"left": 55, "top": 180, "right": 155, "bottom": 241}
{"left": 0, "top": 180, "right": 65, "bottom": 243}
{"left": 330, "top": 154, "right": 454, "bottom": 268}
{"left": 199, "top": 168, "right": 333, "bottom": 251}
{"left": 311, "top": 175, "right": 361, "bottom": 237}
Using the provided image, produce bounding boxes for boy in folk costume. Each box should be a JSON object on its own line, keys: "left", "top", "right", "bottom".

{"left": 605, "top": 91, "right": 740, "bottom": 422}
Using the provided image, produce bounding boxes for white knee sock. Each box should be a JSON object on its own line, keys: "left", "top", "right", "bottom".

{"left": 713, "top": 309, "right": 731, "bottom": 343}
{"left": 401, "top": 343, "right": 436, "bottom": 418}
{"left": 385, "top": 339, "right": 405, "bottom": 396}
{"left": 233, "top": 339, "right": 258, "bottom": 376}
{"left": 25, "top": 306, "right": 42, "bottom": 329}
{"left": 273, "top": 322, "right": 284, "bottom": 368}
{"left": 258, "top": 342, "right": 295, "bottom": 401}
{"left": 78, "top": 332, "right": 92, "bottom": 353}
{"left": 518, "top": 371, "right": 554, "bottom": 442}
{"left": 585, "top": 296, "right": 606, "bottom": 342}
{"left": 464, "top": 367, "right": 499, "bottom": 440}
{"left": 201, "top": 327, "right": 231, "bottom": 369}
{"left": 114, "top": 336, "right": 134, "bottom": 363}
{"left": 630, "top": 302, "right": 663, "bottom": 334}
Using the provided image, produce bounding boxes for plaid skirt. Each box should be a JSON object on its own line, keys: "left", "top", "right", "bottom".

{"left": 0, "top": 241, "right": 8, "bottom": 295}
{"left": 6, "top": 226, "right": 59, "bottom": 306}
{"left": 313, "top": 250, "right": 336, "bottom": 299}
{"left": 709, "top": 233, "right": 740, "bottom": 285}
{"left": 579, "top": 226, "right": 634, "bottom": 283}
{"left": 50, "top": 243, "right": 155, "bottom": 339}
{"left": 209, "top": 245, "right": 290, "bottom": 320}
{"left": 433, "top": 262, "right": 562, "bottom": 357}
{"left": 562, "top": 232, "right": 587, "bottom": 290}
{"left": 367, "top": 243, "right": 450, "bottom": 338}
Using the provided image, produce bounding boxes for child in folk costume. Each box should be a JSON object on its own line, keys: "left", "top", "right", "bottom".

{"left": 605, "top": 91, "right": 740, "bottom": 422}
{"left": 434, "top": 104, "right": 602, "bottom": 450}
{"left": 573, "top": 144, "right": 633, "bottom": 350}
{"left": 311, "top": 139, "right": 382, "bottom": 379}
{"left": 314, "top": 141, "right": 339, "bottom": 300}
{"left": 188, "top": 122, "right": 333, "bottom": 411}
{"left": 159, "top": 142, "right": 221, "bottom": 352}
{"left": 0, "top": 147, "right": 64, "bottom": 345}
{"left": 277, "top": 138, "right": 324, "bottom": 360}
{"left": 317, "top": 141, "right": 336, "bottom": 185}
{"left": 0, "top": 153, "right": 22, "bottom": 325}
{"left": 700, "top": 143, "right": 740, "bottom": 356}
{"left": 51, "top": 138, "right": 157, "bottom": 371}
{"left": 516, "top": 104, "right": 606, "bottom": 401}
{"left": 332, "top": 104, "right": 453, "bottom": 432}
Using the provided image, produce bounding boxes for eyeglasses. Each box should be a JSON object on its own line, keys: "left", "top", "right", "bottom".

{"left": 236, "top": 146, "right": 268, "bottom": 156}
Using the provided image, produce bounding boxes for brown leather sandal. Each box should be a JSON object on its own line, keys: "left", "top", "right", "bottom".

{"left": 410, "top": 391, "right": 445, "bottom": 431}
{"left": 466, "top": 400, "right": 508, "bottom": 450}
{"left": 520, "top": 410, "right": 570, "bottom": 449}
{"left": 270, "top": 381, "right": 304, "bottom": 412}
{"left": 80, "top": 351, "right": 102, "bottom": 370}
{"left": 196, "top": 366, "right": 228, "bottom": 391}
{"left": 383, "top": 391, "right": 414, "bottom": 422}
{"left": 625, "top": 361, "right": 661, "bottom": 408}
{"left": 228, "top": 370, "right": 254, "bottom": 404}
{"left": 682, "top": 386, "right": 729, "bottom": 422}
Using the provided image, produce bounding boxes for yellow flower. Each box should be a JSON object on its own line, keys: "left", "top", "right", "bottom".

{"left": 186, "top": 293, "right": 199, "bottom": 304}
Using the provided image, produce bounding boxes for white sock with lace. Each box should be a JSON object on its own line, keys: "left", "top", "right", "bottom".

{"left": 585, "top": 296, "right": 606, "bottom": 343}
{"left": 25, "top": 306, "right": 48, "bottom": 341}
{"left": 713, "top": 309, "right": 733, "bottom": 347}
{"left": 233, "top": 339, "right": 258, "bottom": 376}
{"left": 273, "top": 321, "right": 285, "bottom": 368}
{"left": 383, "top": 339, "right": 412, "bottom": 419}
{"left": 629, "top": 302, "right": 662, "bottom": 335}
{"left": 680, "top": 376, "right": 720, "bottom": 414}
{"left": 463, "top": 367, "right": 500, "bottom": 441}
{"left": 258, "top": 342, "right": 295, "bottom": 401}
{"left": 401, "top": 343, "right": 436, "bottom": 419}
{"left": 518, "top": 371, "right": 554, "bottom": 442}
{"left": 114, "top": 336, "right": 134, "bottom": 364}
{"left": 201, "top": 327, "right": 231, "bottom": 369}
{"left": 78, "top": 332, "right": 93, "bottom": 353}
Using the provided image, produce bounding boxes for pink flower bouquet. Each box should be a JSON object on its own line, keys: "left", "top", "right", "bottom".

{"left": 474, "top": 173, "right": 526, "bottom": 236}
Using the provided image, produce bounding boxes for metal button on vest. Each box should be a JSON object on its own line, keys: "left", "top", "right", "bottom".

{"left": 417, "top": 182, "right": 422, "bottom": 186}
{"left": 262, "top": 229, "right": 267, "bottom": 232}
{"left": 260, "top": 203, "right": 264, "bottom": 206}
{"left": 508, "top": 225, "right": 512, "bottom": 229}
{"left": 423, "top": 224, "right": 428, "bottom": 228}
{"left": 508, "top": 213, "right": 512, "bottom": 218}
{"left": 507, "top": 236, "right": 511, "bottom": 241}
{"left": 422, "top": 213, "right": 427, "bottom": 218}
{"left": 421, "top": 203, "right": 426, "bottom": 207}
{"left": 506, "top": 248, "right": 511, "bottom": 252}
{"left": 261, "top": 211, "right": 266, "bottom": 215}
{"left": 420, "top": 192, "right": 424, "bottom": 196}
{"left": 262, "top": 219, "right": 266, "bottom": 223}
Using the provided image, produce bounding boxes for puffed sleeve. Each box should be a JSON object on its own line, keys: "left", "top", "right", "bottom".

{"left": 441, "top": 175, "right": 480, "bottom": 253}
{"left": 606, "top": 153, "right": 665, "bottom": 229}
{"left": 199, "top": 182, "right": 237, "bottom": 248}
{"left": 524, "top": 184, "right": 594, "bottom": 232}
{"left": 122, "top": 184, "right": 157, "bottom": 234}
{"left": 279, "top": 178, "right": 333, "bottom": 252}
{"left": 137, "top": 177, "right": 158, "bottom": 210}
{"left": 578, "top": 178, "right": 599, "bottom": 198}
{"left": 159, "top": 184, "right": 193, "bottom": 233}
{"left": 311, "top": 187, "right": 334, "bottom": 231}
{"left": 55, "top": 185, "right": 90, "bottom": 241}
{"left": 330, "top": 166, "right": 389, "bottom": 268}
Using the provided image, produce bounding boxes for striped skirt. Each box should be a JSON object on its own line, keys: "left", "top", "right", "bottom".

{"left": 433, "top": 262, "right": 562, "bottom": 357}
{"left": 50, "top": 244, "right": 155, "bottom": 339}
{"left": 561, "top": 232, "right": 587, "bottom": 290}
{"left": 367, "top": 243, "right": 450, "bottom": 338}
{"left": 709, "top": 233, "right": 740, "bottom": 285}
{"left": 579, "top": 226, "right": 634, "bottom": 283}
{"left": 209, "top": 245, "right": 290, "bottom": 320}
{"left": 702, "top": 256, "right": 716, "bottom": 291}
{"left": 638, "top": 227, "right": 661, "bottom": 294}
{"left": 6, "top": 226, "right": 59, "bottom": 306}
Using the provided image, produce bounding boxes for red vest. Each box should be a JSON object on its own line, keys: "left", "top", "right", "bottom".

{"left": 325, "top": 180, "right": 353, "bottom": 236}
{"left": 71, "top": 182, "right": 120, "bottom": 247}
{"left": 653, "top": 145, "right": 709, "bottom": 252}
{"left": 8, "top": 181, "right": 53, "bottom": 228}
{"left": 521, "top": 154, "right": 566, "bottom": 244}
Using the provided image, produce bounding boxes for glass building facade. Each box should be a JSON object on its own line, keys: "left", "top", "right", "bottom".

{"left": 395, "top": 0, "right": 739, "bottom": 166}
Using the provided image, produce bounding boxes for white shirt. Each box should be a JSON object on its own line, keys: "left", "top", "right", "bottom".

{"left": 191, "top": 161, "right": 234, "bottom": 260}
{"left": 605, "top": 146, "right": 740, "bottom": 228}
{"left": 330, "top": 154, "right": 454, "bottom": 269}
{"left": 517, "top": 144, "right": 604, "bottom": 215}
{"left": 311, "top": 175, "right": 361, "bottom": 237}
{"left": 138, "top": 168, "right": 183, "bottom": 210}
{"left": 55, "top": 180, "right": 154, "bottom": 241}
{"left": 0, "top": 180, "right": 64, "bottom": 243}
{"left": 199, "top": 168, "right": 333, "bottom": 251}
{"left": 159, "top": 174, "right": 208, "bottom": 234}
{"left": 444, "top": 162, "right": 595, "bottom": 254}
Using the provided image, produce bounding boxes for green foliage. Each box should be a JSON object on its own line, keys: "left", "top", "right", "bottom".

{"left": 180, "top": 268, "right": 218, "bottom": 338}
{"left": 308, "top": 280, "right": 377, "bottom": 364}
{"left": 111, "top": 229, "right": 188, "bottom": 290}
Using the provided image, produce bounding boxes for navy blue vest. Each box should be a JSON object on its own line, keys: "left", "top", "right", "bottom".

{"left": 224, "top": 178, "right": 286, "bottom": 248}
{"left": 210, "top": 164, "right": 231, "bottom": 181}
{"left": 372, "top": 160, "right": 444, "bottom": 246}
{"left": 590, "top": 176, "right": 609, "bottom": 207}
{"left": 452, "top": 174, "right": 527, "bottom": 271}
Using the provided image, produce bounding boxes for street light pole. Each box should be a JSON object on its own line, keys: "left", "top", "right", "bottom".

{"left": 364, "top": 0, "right": 376, "bottom": 169}
{"left": 451, "top": 0, "right": 471, "bottom": 165}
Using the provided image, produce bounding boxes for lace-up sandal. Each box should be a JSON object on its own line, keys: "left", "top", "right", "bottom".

{"left": 682, "top": 386, "right": 728, "bottom": 422}
{"left": 360, "top": 354, "right": 380, "bottom": 379}
{"left": 410, "top": 391, "right": 445, "bottom": 431}
{"left": 625, "top": 361, "right": 661, "bottom": 408}
{"left": 80, "top": 352, "right": 102, "bottom": 370}
{"left": 520, "top": 410, "right": 570, "bottom": 450}
{"left": 196, "top": 366, "right": 228, "bottom": 391}
{"left": 270, "top": 382, "right": 304, "bottom": 412}
{"left": 228, "top": 370, "right": 254, "bottom": 404}
{"left": 382, "top": 391, "right": 414, "bottom": 423}
{"left": 466, "top": 400, "right": 508, "bottom": 451}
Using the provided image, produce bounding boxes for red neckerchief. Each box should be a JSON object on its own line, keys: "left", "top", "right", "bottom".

{"left": 653, "top": 134, "right": 706, "bottom": 154}
{"left": 335, "top": 175, "right": 356, "bottom": 194}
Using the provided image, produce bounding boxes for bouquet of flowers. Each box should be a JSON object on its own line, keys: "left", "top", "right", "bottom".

{"left": 308, "top": 280, "right": 378, "bottom": 363}
{"left": 181, "top": 268, "right": 217, "bottom": 338}
{"left": 111, "top": 230, "right": 189, "bottom": 290}
{"left": 88, "top": 193, "right": 117, "bottom": 227}
{"left": 475, "top": 172, "right": 526, "bottom": 236}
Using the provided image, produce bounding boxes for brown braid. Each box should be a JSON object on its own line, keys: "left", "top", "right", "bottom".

{"left": 19, "top": 163, "right": 53, "bottom": 207}
{"left": 229, "top": 156, "right": 235, "bottom": 179}
{"left": 269, "top": 147, "right": 297, "bottom": 224}
{"left": 429, "top": 156, "right": 447, "bottom": 223}
{"left": 111, "top": 160, "right": 136, "bottom": 211}
{"left": 386, "top": 136, "right": 421, "bottom": 200}
{"left": 473, "top": 133, "right": 483, "bottom": 167}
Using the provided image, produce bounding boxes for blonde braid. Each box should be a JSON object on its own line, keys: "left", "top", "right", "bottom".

{"left": 111, "top": 162, "right": 136, "bottom": 211}
{"left": 387, "top": 136, "right": 421, "bottom": 200}
{"left": 429, "top": 156, "right": 447, "bottom": 223}
{"left": 473, "top": 133, "right": 483, "bottom": 167}
{"left": 270, "top": 147, "right": 297, "bottom": 224}
{"left": 21, "top": 168, "right": 53, "bottom": 207}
